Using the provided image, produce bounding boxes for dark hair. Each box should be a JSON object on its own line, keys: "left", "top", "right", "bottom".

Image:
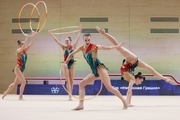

{"left": 68, "top": 37, "right": 72, "bottom": 41}
{"left": 17, "top": 40, "right": 22, "bottom": 45}
{"left": 83, "top": 33, "right": 91, "bottom": 37}
{"left": 135, "top": 72, "right": 144, "bottom": 79}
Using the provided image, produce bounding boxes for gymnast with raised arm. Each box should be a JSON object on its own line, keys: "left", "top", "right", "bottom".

{"left": 96, "top": 26, "right": 174, "bottom": 107}
{"left": 65, "top": 33, "right": 128, "bottom": 110}
{"left": 49, "top": 25, "right": 82, "bottom": 100}
{"left": 2, "top": 34, "right": 35, "bottom": 100}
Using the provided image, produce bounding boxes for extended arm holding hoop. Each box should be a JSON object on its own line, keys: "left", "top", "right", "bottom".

{"left": 26, "top": 34, "right": 36, "bottom": 52}
{"left": 49, "top": 30, "right": 64, "bottom": 48}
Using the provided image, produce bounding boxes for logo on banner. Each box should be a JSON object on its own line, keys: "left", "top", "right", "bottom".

{"left": 51, "top": 86, "right": 60, "bottom": 94}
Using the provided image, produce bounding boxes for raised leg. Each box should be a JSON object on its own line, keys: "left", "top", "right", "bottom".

{"left": 96, "top": 26, "right": 137, "bottom": 59}
{"left": 138, "top": 59, "right": 174, "bottom": 84}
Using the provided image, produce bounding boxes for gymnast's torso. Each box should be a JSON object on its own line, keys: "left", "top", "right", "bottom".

{"left": 80, "top": 43, "right": 108, "bottom": 77}
{"left": 16, "top": 48, "right": 27, "bottom": 72}
{"left": 120, "top": 58, "right": 138, "bottom": 82}
{"left": 63, "top": 45, "right": 75, "bottom": 69}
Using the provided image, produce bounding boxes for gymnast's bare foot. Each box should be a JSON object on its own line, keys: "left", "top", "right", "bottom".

{"left": 2, "top": 91, "right": 6, "bottom": 99}
{"left": 72, "top": 104, "right": 84, "bottom": 110}
{"left": 19, "top": 96, "right": 25, "bottom": 100}
{"left": 69, "top": 97, "right": 72, "bottom": 101}
{"left": 128, "top": 104, "right": 135, "bottom": 107}
{"left": 123, "top": 102, "right": 128, "bottom": 110}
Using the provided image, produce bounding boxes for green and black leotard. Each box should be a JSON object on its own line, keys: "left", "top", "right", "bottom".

{"left": 80, "top": 44, "right": 108, "bottom": 77}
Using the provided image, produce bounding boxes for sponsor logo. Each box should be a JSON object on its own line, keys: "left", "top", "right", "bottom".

{"left": 51, "top": 86, "right": 59, "bottom": 94}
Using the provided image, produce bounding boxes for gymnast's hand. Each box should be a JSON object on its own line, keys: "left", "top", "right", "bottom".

{"left": 24, "top": 34, "right": 28, "bottom": 37}
{"left": 63, "top": 62, "right": 68, "bottom": 68}
{"left": 64, "top": 59, "right": 69, "bottom": 66}
{"left": 31, "top": 30, "right": 38, "bottom": 36}
{"left": 117, "top": 41, "right": 127, "bottom": 48}
{"left": 48, "top": 30, "right": 52, "bottom": 34}
{"left": 96, "top": 26, "right": 106, "bottom": 34}
{"left": 79, "top": 24, "right": 82, "bottom": 31}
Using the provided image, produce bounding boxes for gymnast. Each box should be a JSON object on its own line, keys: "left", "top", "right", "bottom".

{"left": 65, "top": 33, "right": 128, "bottom": 110}
{"left": 49, "top": 25, "right": 82, "bottom": 100}
{"left": 96, "top": 26, "right": 174, "bottom": 107}
{"left": 2, "top": 34, "right": 35, "bottom": 100}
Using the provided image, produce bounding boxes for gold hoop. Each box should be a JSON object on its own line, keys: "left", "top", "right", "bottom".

{"left": 59, "top": 63, "right": 103, "bottom": 100}
{"left": 51, "top": 26, "right": 80, "bottom": 34}
{"left": 30, "top": 1, "right": 48, "bottom": 33}
{"left": 18, "top": 3, "right": 40, "bottom": 37}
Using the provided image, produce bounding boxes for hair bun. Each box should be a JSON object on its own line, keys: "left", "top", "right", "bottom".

{"left": 137, "top": 72, "right": 142, "bottom": 75}
{"left": 68, "top": 37, "right": 72, "bottom": 41}
{"left": 135, "top": 72, "right": 144, "bottom": 79}
{"left": 17, "top": 40, "right": 21, "bottom": 45}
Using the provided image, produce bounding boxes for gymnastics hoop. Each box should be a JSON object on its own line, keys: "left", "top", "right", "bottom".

{"left": 51, "top": 26, "right": 80, "bottom": 34}
{"left": 59, "top": 63, "right": 103, "bottom": 100}
{"left": 18, "top": 3, "right": 40, "bottom": 37}
{"left": 30, "top": 1, "right": 48, "bottom": 33}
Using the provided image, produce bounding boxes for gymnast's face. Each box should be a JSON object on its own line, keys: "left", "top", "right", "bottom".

{"left": 135, "top": 78, "right": 143, "bottom": 85}
{"left": 18, "top": 41, "right": 24, "bottom": 47}
{"left": 65, "top": 38, "right": 71, "bottom": 45}
{"left": 83, "top": 36, "right": 91, "bottom": 46}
